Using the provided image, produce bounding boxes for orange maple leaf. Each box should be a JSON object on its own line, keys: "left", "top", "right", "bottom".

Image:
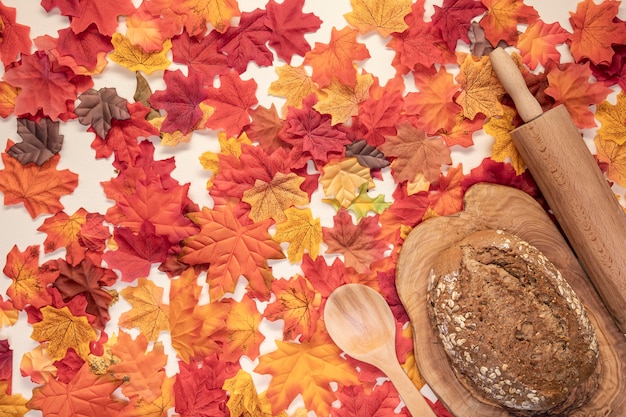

{"left": 304, "top": 26, "right": 370, "bottom": 88}
{"left": 544, "top": 62, "right": 613, "bottom": 129}
{"left": 3, "top": 244, "right": 57, "bottom": 310}
{"left": 517, "top": 20, "right": 569, "bottom": 70}
{"left": 37, "top": 208, "right": 88, "bottom": 265}
{"left": 254, "top": 331, "right": 359, "bottom": 417}
{"left": 428, "top": 164, "right": 465, "bottom": 216}
{"left": 180, "top": 207, "right": 285, "bottom": 300}
{"left": 264, "top": 276, "right": 322, "bottom": 342}
{"left": 108, "top": 331, "right": 167, "bottom": 403}
{"left": 404, "top": 67, "right": 461, "bottom": 135}
{"left": 178, "top": 0, "right": 241, "bottom": 35}
{"left": 0, "top": 143, "right": 78, "bottom": 218}
{"left": 27, "top": 363, "right": 127, "bottom": 416}
{"left": 568, "top": 0, "right": 626, "bottom": 65}
{"left": 379, "top": 122, "right": 452, "bottom": 184}
{"left": 0, "top": 81, "right": 18, "bottom": 117}
{"left": 480, "top": 0, "right": 538, "bottom": 45}
{"left": 221, "top": 294, "right": 265, "bottom": 362}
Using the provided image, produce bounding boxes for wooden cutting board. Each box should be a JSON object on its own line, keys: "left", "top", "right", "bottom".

{"left": 396, "top": 183, "right": 626, "bottom": 416}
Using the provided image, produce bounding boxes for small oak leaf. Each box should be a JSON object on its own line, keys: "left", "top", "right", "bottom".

{"left": 110, "top": 33, "right": 172, "bottom": 75}
{"left": 272, "top": 207, "right": 323, "bottom": 263}
{"left": 485, "top": 105, "right": 525, "bottom": 174}
{"left": 268, "top": 64, "right": 319, "bottom": 117}
{"left": 30, "top": 305, "right": 97, "bottom": 361}
{"left": 313, "top": 72, "right": 373, "bottom": 125}
{"left": 320, "top": 157, "right": 374, "bottom": 207}
{"left": 242, "top": 172, "right": 310, "bottom": 223}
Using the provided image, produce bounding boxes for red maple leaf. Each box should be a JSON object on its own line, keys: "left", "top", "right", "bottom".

{"left": 69, "top": 0, "right": 136, "bottom": 36}
{"left": 428, "top": 164, "right": 465, "bottom": 216}
{"left": 3, "top": 51, "right": 80, "bottom": 120}
{"left": 216, "top": 8, "right": 273, "bottom": 73}
{"left": 102, "top": 221, "right": 170, "bottom": 282}
{"left": 0, "top": 3, "right": 32, "bottom": 67}
{"left": 591, "top": 44, "right": 626, "bottom": 91}
{"left": 56, "top": 24, "right": 113, "bottom": 70}
{"left": 278, "top": 94, "right": 350, "bottom": 170}
{"left": 357, "top": 90, "right": 404, "bottom": 147}
{"left": 171, "top": 30, "right": 229, "bottom": 84}
{"left": 41, "top": 0, "right": 81, "bottom": 16}
{"left": 52, "top": 256, "right": 118, "bottom": 330}
{"left": 204, "top": 70, "right": 258, "bottom": 137}
{"left": 148, "top": 69, "right": 209, "bottom": 135}
{"left": 323, "top": 209, "right": 388, "bottom": 274}
{"left": 302, "top": 255, "right": 359, "bottom": 299}
{"left": 431, "top": 0, "right": 487, "bottom": 50}
{"left": 244, "top": 104, "right": 289, "bottom": 154}
{"left": 375, "top": 262, "right": 410, "bottom": 324}
{"left": 379, "top": 184, "right": 430, "bottom": 243}
{"left": 0, "top": 340, "right": 12, "bottom": 391}
{"left": 264, "top": 0, "right": 322, "bottom": 63}
{"left": 461, "top": 157, "right": 541, "bottom": 198}
{"left": 331, "top": 383, "right": 404, "bottom": 417}
{"left": 54, "top": 348, "right": 85, "bottom": 384}
{"left": 77, "top": 213, "right": 111, "bottom": 253}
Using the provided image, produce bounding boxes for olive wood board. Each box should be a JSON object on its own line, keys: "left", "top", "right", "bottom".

{"left": 396, "top": 183, "right": 626, "bottom": 416}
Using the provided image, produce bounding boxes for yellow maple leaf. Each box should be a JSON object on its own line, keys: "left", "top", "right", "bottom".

{"left": 324, "top": 183, "right": 390, "bottom": 220}
{"left": 0, "top": 299, "right": 18, "bottom": 327}
{"left": 401, "top": 325, "right": 426, "bottom": 389}
{"left": 181, "top": 0, "right": 241, "bottom": 34}
{"left": 596, "top": 91, "right": 626, "bottom": 146}
{"left": 320, "top": 157, "right": 374, "bottom": 207}
{"left": 199, "top": 131, "right": 252, "bottom": 173}
{"left": 118, "top": 278, "right": 170, "bottom": 342}
{"left": 0, "top": 81, "right": 18, "bottom": 118}
{"left": 485, "top": 105, "right": 526, "bottom": 174}
{"left": 110, "top": 33, "right": 172, "bottom": 75}
{"left": 272, "top": 207, "right": 323, "bottom": 263}
{"left": 595, "top": 134, "right": 626, "bottom": 188}
{"left": 455, "top": 53, "right": 506, "bottom": 120}
{"left": 222, "top": 295, "right": 265, "bottom": 361}
{"left": 125, "top": 375, "right": 175, "bottom": 417}
{"left": 30, "top": 305, "right": 97, "bottom": 361}
{"left": 313, "top": 72, "right": 373, "bottom": 125}
{"left": 268, "top": 64, "right": 320, "bottom": 116}
{"left": 344, "top": 0, "right": 412, "bottom": 37}
{"left": 223, "top": 369, "right": 288, "bottom": 417}
{"left": 0, "top": 381, "right": 28, "bottom": 417}
{"left": 242, "top": 172, "right": 310, "bottom": 223}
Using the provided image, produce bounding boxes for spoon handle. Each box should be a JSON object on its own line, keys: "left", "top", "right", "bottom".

{"left": 384, "top": 361, "right": 437, "bottom": 417}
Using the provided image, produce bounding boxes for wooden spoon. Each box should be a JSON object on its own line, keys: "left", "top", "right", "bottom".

{"left": 324, "top": 283, "right": 436, "bottom": 417}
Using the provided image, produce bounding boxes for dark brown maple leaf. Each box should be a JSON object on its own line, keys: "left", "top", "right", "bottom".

{"left": 75, "top": 88, "right": 131, "bottom": 139}
{"left": 7, "top": 118, "right": 64, "bottom": 166}
{"left": 345, "top": 139, "right": 390, "bottom": 170}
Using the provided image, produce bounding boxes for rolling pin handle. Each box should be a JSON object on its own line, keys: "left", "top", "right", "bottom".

{"left": 489, "top": 47, "right": 543, "bottom": 123}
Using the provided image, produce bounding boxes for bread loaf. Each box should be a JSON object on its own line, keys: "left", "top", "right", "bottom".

{"left": 427, "top": 229, "right": 599, "bottom": 414}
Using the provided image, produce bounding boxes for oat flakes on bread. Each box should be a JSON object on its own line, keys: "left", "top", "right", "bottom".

{"left": 427, "top": 229, "right": 599, "bottom": 414}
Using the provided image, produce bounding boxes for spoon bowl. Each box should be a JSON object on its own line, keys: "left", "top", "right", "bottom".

{"left": 324, "top": 284, "right": 436, "bottom": 417}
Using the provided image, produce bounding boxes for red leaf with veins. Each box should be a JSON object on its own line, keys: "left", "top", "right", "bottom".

{"left": 171, "top": 30, "right": 229, "bottom": 84}
{"left": 69, "top": 0, "right": 136, "bottom": 36}
{"left": 431, "top": 0, "right": 487, "bottom": 51}
{"left": 41, "top": 0, "right": 81, "bottom": 16}
{"left": 0, "top": 4, "right": 32, "bottom": 67}
{"left": 216, "top": 8, "right": 273, "bottom": 73}
{"left": 148, "top": 70, "right": 209, "bottom": 135}
{"left": 331, "top": 383, "right": 405, "bottom": 417}
{"left": 56, "top": 24, "right": 112, "bottom": 70}
{"left": 265, "top": 0, "right": 322, "bottom": 63}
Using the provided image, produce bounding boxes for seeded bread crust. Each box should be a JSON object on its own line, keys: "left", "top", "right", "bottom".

{"left": 427, "top": 229, "right": 599, "bottom": 414}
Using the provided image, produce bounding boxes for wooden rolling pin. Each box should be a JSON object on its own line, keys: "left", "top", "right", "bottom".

{"left": 489, "top": 47, "right": 626, "bottom": 333}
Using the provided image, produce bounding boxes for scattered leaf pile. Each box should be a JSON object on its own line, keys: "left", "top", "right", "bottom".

{"left": 1, "top": 0, "right": 625, "bottom": 415}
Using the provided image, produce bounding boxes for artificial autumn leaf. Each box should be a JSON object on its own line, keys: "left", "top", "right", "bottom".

{"left": 268, "top": 64, "right": 319, "bottom": 116}
{"left": 244, "top": 104, "right": 286, "bottom": 154}
{"left": 595, "top": 133, "right": 626, "bottom": 188}
{"left": 178, "top": 0, "right": 241, "bottom": 35}
{"left": 379, "top": 122, "right": 452, "bottom": 184}
{"left": 3, "top": 245, "right": 58, "bottom": 310}
{"left": 0, "top": 299, "right": 18, "bottom": 327}
{"left": 272, "top": 207, "right": 323, "bottom": 263}
{"left": 431, "top": 0, "right": 488, "bottom": 51}
{"left": 264, "top": 276, "right": 322, "bottom": 342}
{"left": 110, "top": 33, "right": 172, "bottom": 75}
{"left": 223, "top": 369, "right": 287, "bottom": 417}
{"left": 468, "top": 21, "right": 498, "bottom": 57}
{"left": 344, "top": 0, "right": 411, "bottom": 37}
{"left": 30, "top": 305, "right": 96, "bottom": 361}
{"left": 320, "top": 157, "right": 374, "bottom": 207}
{"left": 0, "top": 339, "right": 11, "bottom": 389}
{"left": 56, "top": 25, "right": 113, "bottom": 70}
{"left": 0, "top": 144, "right": 78, "bottom": 218}
{"left": 38, "top": 208, "right": 88, "bottom": 266}
{"left": 52, "top": 256, "right": 117, "bottom": 330}
{"left": 304, "top": 26, "right": 370, "bottom": 88}
{"left": 0, "top": 381, "right": 28, "bottom": 417}
{"left": 242, "top": 172, "right": 309, "bottom": 223}
{"left": 327, "top": 183, "right": 391, "bottom": 220}
{"left": 180, "top": 206, "right": 285, "bottom": 300}
{"left": 0, "top": 4, "right": 31, "bottom": 67}
{"left": 108, "top": 331, "right": 167, "bottom": 402}
{"left": 331, "top": 382, "right": 404, "bottom": 417}
{"left": 544, "top": 62, "right": 612, "bottom": 129}
{"left": 568, "top": 0, "right": 626, "bottom": 66}
{"left": 20, "top": 344, "right": 57, "bottom": 385}
{"left": 125, "top": 4, "right": 180, "bottom": 53}
{"left": 428, "top": 164, "right": 465, "bottom": 216}
{"left": 479, "top": 0, "right": 538, "bottom": 45}
{"left": 455, "top": 53, "right": 506, "bottom": 120}
{"left": 69, "top": 0, "right": 135, "bottom": 35}
{"left": 3, "top": 51, "right": 79, "bottom": 120}
{"left": 27, "top": 363, "right": 127, "bottom": 416}
{"left": 157, "top": 102, "right": 214, "bottom": 146}
{"left": 279, "top": 94, "right": 351, "bottom": 170}
{"left": 265, "top": 0, "right": 322, "bottom": 62}
{"left": 596, "top": 91, "right": 626, "bottom": 146}
{"left": 118, "top": 278, "right": 169, "bottom": 341}
{"left": 54, "top": 348, "right": 84, "bottom": 383}
{"left": 357, "top": 90, "right": 404, "bottom": 147}
{"left": 102, "top": 221, "right": 170, "bottom": 282}
{"left": 216, "top": 8, "right": 272, "bottom": 73}
{"left": 517, "top": 20, "right": 569, "bottom": 70}
{"left": 0, "top": 81, "right": 18, "bottom": 118}
{"left": 485, "top": 105, "right": 526, "bottom": 174}
{"left": 314, "top": 71, "right": 373, "bottom": 125}
{"left": 133, "top": 72, "right": 160, "bottom": 119}
{"left": 323, "top": 209, "right": 388, "bottom": 273}
{"left": 404, "top": 67, "right": 461, "bottom": 135}
{"left": 7, "top": 117, "right": 64, "bottom": 166}
{"left": 221, "top": 294, "right": 265, "bottom": 362}
{"left": 171, "top": 30, "right": 229, "bottom": 84}
{"left": 75, "top": 87, "right": 131, "bottom": 139}
{"left": 345, "top": 140, "right": 390, "bottom": 170}
{"left": 440, "top": 113, "right": 485, "bottom": 148}
{"left": 200, "top": 131, "right": 252, "bottom": 176}
{"left": 255, "top": 331, "right": 359, "bottom": 417}
{"left": 124, "top": 375, "right": 175, "bottom": 417}
{"left": 204, "top": 70, "right": 258, "bottom": 137}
